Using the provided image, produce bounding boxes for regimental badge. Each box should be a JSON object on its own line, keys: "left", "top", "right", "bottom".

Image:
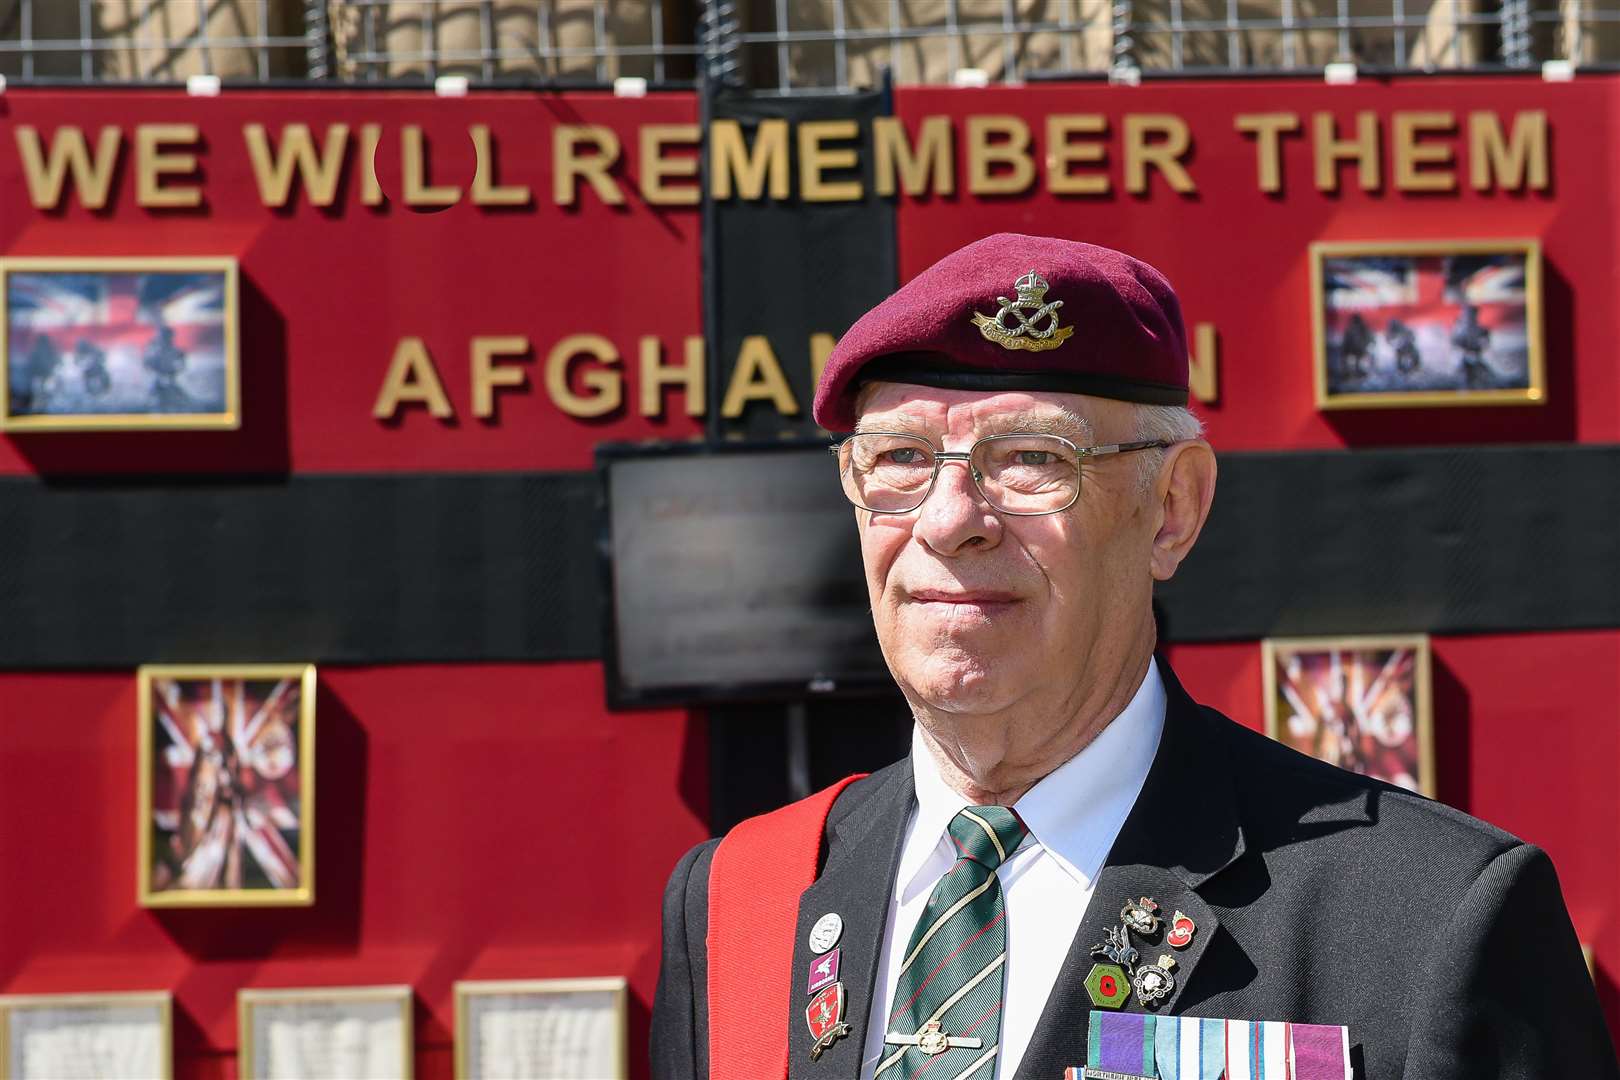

{"left": 1085, "top": 961, "right": 1132, "bottom": 1009}
{"left": 1120, "top": 897, "right": 1162, "bottom": 937}
{"left": 1090, "top": 924, "right": 1140, "bottom": 969}
{"left": 1166, "top": 910, "right": 1196, "bottom": 949}
{"left": 970, "top": 270, "right": 1074, "bottom": 352}
{"left": 1131, "top": 953, "right": 1178, "bottom": 1006}
{"left": 806, "top": 981, "right": 851, "bottom": 1061}
{"left": 808, "top": 946, "right": 841, "bottom": 995}
{"left": 808, "top": 912, "right": 844, "bottom": 955}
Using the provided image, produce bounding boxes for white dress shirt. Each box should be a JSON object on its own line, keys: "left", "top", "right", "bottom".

{"left": 858, "top": 664, "right": 1166, "bottom": 1080}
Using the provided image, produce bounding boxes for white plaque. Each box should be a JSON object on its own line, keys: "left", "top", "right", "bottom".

{"left": 0, "top": 992, "right": 171, "bottom": 1080}
{"left": 239, "top": 985, "right": 412, "bottom": 1080}
{"left": 456, "top": 978, "right": 627, "bottom": 1080}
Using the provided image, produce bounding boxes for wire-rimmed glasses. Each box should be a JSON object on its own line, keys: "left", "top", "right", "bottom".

{"left": 832, "top": 432, "right": 1170, "bottom": 516}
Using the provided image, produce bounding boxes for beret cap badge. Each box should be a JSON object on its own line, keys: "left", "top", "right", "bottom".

{"left": 970, "top": 270, "right": 1074, "bottom": 352}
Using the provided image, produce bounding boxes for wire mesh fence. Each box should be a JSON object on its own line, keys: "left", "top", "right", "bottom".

{"left": 0, "top": 0, "right": 1615, "bottom": 88}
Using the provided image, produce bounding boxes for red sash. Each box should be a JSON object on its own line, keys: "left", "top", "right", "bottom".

{"left": 706, "top": 774, "right": 868, "bottom": 1080}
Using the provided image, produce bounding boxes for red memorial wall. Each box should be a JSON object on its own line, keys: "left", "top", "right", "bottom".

{"left": 0, "top": 76, "right": 1616, "bottom": 1078}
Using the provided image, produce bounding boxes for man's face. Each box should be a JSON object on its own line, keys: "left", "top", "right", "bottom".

{"left": 854, "top": 382, "right": 1158, "bottom": 720}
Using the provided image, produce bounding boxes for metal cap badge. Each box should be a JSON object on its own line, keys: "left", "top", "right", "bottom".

{"left": 971, "top": 270, "right": 1073, "bottom": 352}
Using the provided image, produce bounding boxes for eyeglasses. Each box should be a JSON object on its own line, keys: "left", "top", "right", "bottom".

{"left": 832, "top": 432, "right": 1170, "bottom": 516}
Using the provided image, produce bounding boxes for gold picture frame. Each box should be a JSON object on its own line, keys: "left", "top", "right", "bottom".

{"left": 1310, "top": 239, "right": 1544, "bottom": 410}
{"left": 137, "top": 663, "right": 316, "bottom": 908}
{"left": 0, "top": 990, "right": 172, "bottom": 1080}
{"left": 238, "top": 985, "right": 414, "bottom": 1080}
{"left": 0, "top": 255, "right": 240, "bottom": 432}
{"left": 1262, "top": 634, "right": 1435, "bottom": 798}
{"left": 453, "top": 977, "right": 628, "bottom": 1080}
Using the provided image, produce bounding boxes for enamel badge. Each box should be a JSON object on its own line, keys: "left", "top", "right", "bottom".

{"left": 806, "top": 981, "right": 850, "bottom": 1060}
{"left": 1131, "top": 953, "right": 1178, "bottom": 1005}
{"left": 1086, "top": 962, "right": 1132, "bottom": 1009}
{"left": 1120, "top": 897, "right": 1162, "bottom": 937}
{"left": 971, "top": 270, "right": 1074, "bottom": 352}
{"left": 807, "top": 947, "right": 841, "bottom": 995}
{"left": 1167, "top": 910, "right": 1196, "bottom": 949}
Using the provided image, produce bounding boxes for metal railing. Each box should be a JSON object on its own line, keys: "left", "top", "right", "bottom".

{"left": 1, "top": 0, "right": 1615, "bottom": 88}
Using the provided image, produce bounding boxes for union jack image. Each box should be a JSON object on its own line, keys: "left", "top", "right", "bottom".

{"left": 1320, "top": 252, "right": 1531, "bottom": 396}
{"left": 145, "top": 672, "right": 308, "bottom": 898}
{"left": 5, "top": 268, "right": 228, "bottom": 417}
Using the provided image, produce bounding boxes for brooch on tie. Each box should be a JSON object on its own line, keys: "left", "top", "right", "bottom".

{"left": 1085, "top": 897, "right": 1196, "bottom": 1011}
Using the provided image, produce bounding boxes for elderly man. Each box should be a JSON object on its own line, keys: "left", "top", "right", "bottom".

{"left": 650, "top": 234, "right": 1615, "bottom": 1080}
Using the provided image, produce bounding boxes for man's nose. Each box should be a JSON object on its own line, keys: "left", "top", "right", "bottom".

{"left": 912, "top": 456, "right": 1001, "bottom": 554}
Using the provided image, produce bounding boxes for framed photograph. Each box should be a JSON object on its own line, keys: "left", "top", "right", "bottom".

{"left": 0, "top": 991, "right": 171, "bottom": 1080}
{"left": 1262, "top": 635, "right": 1434, "bottom": 797}
{"left": 238, "top": 986, "right": 412, "bottom": 1080}
{"left": 454, "top": 978, "right": 628, "bottom": 1080}
{"left": 1310, "top": 240, "right": 1544, "bottom": 409}
{"left": 137, "top": 664, "right": 315, "bottom": 908}
{"left": 0, "top": 256, "right": 239, "bottom": 432}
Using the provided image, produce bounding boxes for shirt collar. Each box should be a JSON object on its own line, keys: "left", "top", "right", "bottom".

{"left": 901, "top": 660, "right": 1167, "bottom": 897}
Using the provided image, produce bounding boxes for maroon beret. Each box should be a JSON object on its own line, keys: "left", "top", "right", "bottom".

{"left": 812, "top": 232, "right": 1189, "bottom": 432}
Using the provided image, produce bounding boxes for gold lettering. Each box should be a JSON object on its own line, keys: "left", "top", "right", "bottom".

{"left": 967, "top": 116, "right": 1035, "bottom": 196}
{"left": 1234, "top": 112, "right": 1300, "bottom": 194}
{"left": 470, "top": 124, "right": 531, "bottom": 206}
{"left": 1313, "top": 111, "right": 1380, "bottom": 193}
{"left": 554, "top": 125, "right": 625, "bottom": 206}
{"left": 799, "top": 120, "right": 863, "bottom": 202}
{"left": 373, "top": 337, "right": 455, "bottom": 419}
{"left": 810, "top": 332, "right": 837, "bottom": 396}
{"left": 639, "top": 124, "right": 702, "bottom": 206}
{"left": 244, "top": 123, "right": 349, "bottom": 207}
{"left": 15, "top": 125, "right": 121, "bottom": 209}
{"left": 721, "top": 336, "right": 799, "bottom": 417}
{"left": 639, "top": 336, "right": 706, "bottom": 417}
{"left": 471, "top": 336, "right": 531, "bottom": 419}
{"left": 1469, "top": 111, "right": 1548, "bottom": 192}
{"left": 1046, "top": 114, "right": 1109, "bottom": 196}
{"left": 1124, "top": 114, "right": 1195, "bottom": 195}
{"left": 1188, "top": 323, "right": 1217, "bottom": 404}
{"left": 135, "top": 124, "right": 202, "bottom": 208}
{"left": 1392, "top": 112, "right": 1456, "bottom": 192}
{"left": 872, "top": 116, "right": 954, "bottom": 197}
{"left": 361, "top": 124, "right": 383, "bottom": 206}
{"left": 546, "top": 334, "right": 623, "bottom": 417}
{"left": 709, "top": 118, "right": 790, "bottom": 201}
{"left": 402, "top": 125, "right": 461, "bottom": 206}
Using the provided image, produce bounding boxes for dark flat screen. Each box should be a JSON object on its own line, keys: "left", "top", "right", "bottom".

{"left": 599, "top": 443, "right": 892, "bottom": 706}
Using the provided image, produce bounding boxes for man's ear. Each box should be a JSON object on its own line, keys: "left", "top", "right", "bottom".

{"left": 1149, "top": 440, "right": 1217, "bottom": 582}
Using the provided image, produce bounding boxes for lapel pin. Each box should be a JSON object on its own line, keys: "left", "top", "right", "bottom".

{"left": 808, "top": 946, "right": 841, "bottom": 995}
{"left": 1086, "top": 925, "right": 1139, "bottom": 1009}
{"left": 806, "top": 981, "right": 851, "bottom": 1060}
{"left": 808, "top": 912, "right": 843, "bottom": 954}
{"left": 1085, "top": 961, "right": 1132, "bottom": 1009}
{"left": 1167, "top": 910, "right": 1196, "bottom": 949}
{"left": 1120, "top": 896, "right": 1162, "bottom": 937}
{"left": 1131, "top": 953, "right": 1178, "bottom": 1006}
{"left": 885, "top": 1019, "right": 984, "bottom": 1056}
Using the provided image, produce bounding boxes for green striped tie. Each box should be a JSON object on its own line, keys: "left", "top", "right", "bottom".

{"left": 877, "top": 806, "right": 1028, "bottom": 1080}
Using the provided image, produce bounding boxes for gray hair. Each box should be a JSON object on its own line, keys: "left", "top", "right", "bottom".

{"left": 1130, "top": 403, "right": 1206, "bottom": 492}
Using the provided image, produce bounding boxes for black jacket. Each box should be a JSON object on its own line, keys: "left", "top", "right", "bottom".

{"left": 652, "top": 660, "right": 1617, "bottom": 1079}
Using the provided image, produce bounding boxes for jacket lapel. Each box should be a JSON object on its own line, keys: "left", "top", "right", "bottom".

{"left": 1013, "top": 657, "right": 1247, "bottom": 1080}
{"left": 787, "top": 761, "right": 915, "bottom": 1080}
